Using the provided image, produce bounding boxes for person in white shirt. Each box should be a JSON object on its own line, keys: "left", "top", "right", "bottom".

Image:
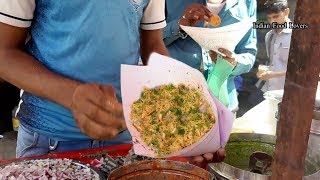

{"left": 257, "top": 0, "right": 292, "bottom": 91}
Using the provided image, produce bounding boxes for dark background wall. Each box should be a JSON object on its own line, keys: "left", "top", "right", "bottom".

{"left": 0, "top": 82, "right": 20, "bottom": 134}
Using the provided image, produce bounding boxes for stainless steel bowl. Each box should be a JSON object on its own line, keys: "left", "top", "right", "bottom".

{"left": 209, "top": 133, "right": 320, "bottom": 180}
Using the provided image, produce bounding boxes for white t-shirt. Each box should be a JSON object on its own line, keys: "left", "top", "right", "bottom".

{"left": 0, "top": 0, "right": 166, "bottom": 29}
{"left": 0, "top": 0, "right": 166, "bottom": 140}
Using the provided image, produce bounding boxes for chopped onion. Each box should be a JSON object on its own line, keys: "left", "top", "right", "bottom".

{"left": 0, "top": 159, "right": 99, "bottom": 180}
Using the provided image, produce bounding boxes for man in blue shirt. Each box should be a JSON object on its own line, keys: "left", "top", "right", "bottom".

{"left": 0, "top": 0, "right": 168, "bottom": 157}
{"left": 164, "top": 0, "right": 257, "bottom": 112}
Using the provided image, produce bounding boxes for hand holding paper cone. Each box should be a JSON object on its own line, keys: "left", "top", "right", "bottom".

{"left": 121, "top": 53, "right": 235, "bottom": 158}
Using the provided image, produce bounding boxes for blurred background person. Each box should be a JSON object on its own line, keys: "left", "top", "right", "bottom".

{"left": 257, "top": 0, "right": 291, "bottom": 92}
{"left": 163, "top": 0, "right": 257, "bottom": 114}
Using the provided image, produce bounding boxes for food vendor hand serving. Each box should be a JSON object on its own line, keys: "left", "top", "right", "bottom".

{"left": 70, "top": 83, "right": 127, "bottom": 140}
{"left": 209, "top": 48, "right": 238, "bottom": 67}
{"left": 189, "top": 148, "right": 225, "bottom": 167}
{"left": 189, "top": 49, "right": 235, "bottom": 165}
{"left": 179, "top": 4, "right": 212, "bottom": 28}
{"left": 178, "top": 4, "right": 229, "bottom": 167}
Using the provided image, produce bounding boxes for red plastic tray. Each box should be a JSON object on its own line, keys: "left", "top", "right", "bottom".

{"left": 0, "top": 143, "right": 189, "bottom": 166}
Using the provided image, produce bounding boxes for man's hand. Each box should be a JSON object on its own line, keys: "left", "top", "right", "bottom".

{"left": 257, "top": 71, "right": 274, "bottom": 81}
{"left": 70, "top": 83, "right": 127, "bottom": 140}
{"left": 257, "top": 71, "right": 286, "bottom": 81}
{"left": 188, "top": 148, "right": 225, "bottom": 168}
{"left": 218, "top": 48, "right": 237, "bottom": 67}
{"left": 209, "top": 51, "right": 218, "bottom": 63}
{"left": 209, "top": 48, "right": 237, "bottom": 67}
{"left": 179, "top": 4, "right": 212, "bottom": 28}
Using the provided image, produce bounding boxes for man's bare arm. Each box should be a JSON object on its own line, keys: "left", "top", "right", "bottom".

{"left": 0, "top": 22, "right": 79, "bottom": 109}
{"left": 0, "top": 22, "right": 126, "bottom": 139}
{"left": 140, "top": 29, "right": 169, "bottom": 65}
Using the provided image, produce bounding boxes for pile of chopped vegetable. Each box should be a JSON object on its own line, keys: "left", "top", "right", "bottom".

{"left": 131, "top": 84, "right": 215, "bottom": 157}
{"left": 0, "top": 158, "right": 100, "bottom": 180}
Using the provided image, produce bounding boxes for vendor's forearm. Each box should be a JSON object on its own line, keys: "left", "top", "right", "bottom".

{"left": 0, "top": 48, "right": 80, "bottom": 109}
{"left": 141, "top": 42, "right": 168, "bottom": 65}
{"left": 0, "top": 23, "right": 81, "bottom": 109}
{"left": 140, "top": 29, "right": 169, "bottom": 65}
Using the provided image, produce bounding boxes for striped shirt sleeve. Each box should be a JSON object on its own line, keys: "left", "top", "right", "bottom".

{"left": 140, "top": 0, "right": 166, "bottom": 30}
{"left": 0, "top": 0, "right": 35, "bottom": 28}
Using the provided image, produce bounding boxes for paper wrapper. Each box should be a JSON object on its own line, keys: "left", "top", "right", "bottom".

{"left": 180, "top": 18, "right": 255, "bottom": 56}
{"left": 148, "top": 54, "right": 234, "bottom": 148}
{"left": 121, "top": 53, "right": 234, "bottom": 158}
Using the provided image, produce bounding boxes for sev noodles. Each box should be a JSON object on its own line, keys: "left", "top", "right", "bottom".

{"left": 131, "top": 84, "right": 216, "bottom": 157}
